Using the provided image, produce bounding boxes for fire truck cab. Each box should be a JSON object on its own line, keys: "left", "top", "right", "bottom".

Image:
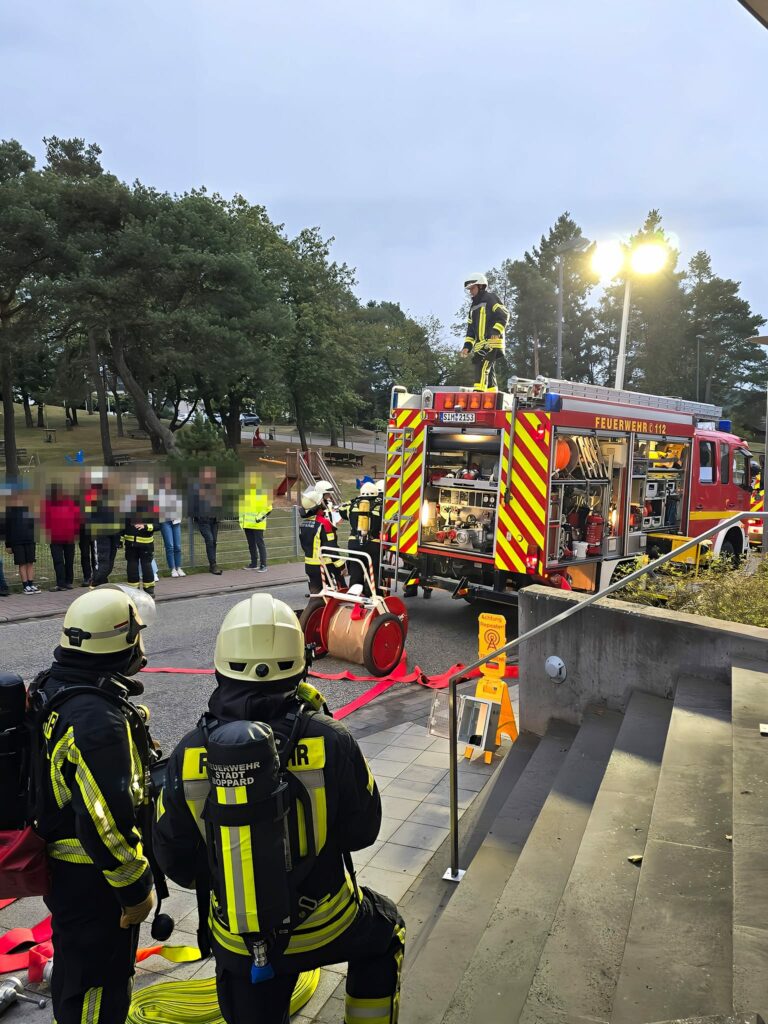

{"left": 381, "top": 378, "right": 754, "bottom": 604}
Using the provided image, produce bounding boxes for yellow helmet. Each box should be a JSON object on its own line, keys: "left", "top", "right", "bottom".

{"left": 61, "top": 586, "right": 150, "bottom": 657}
{"left": 214, "top": 593, "right": 307, "bottom": 687}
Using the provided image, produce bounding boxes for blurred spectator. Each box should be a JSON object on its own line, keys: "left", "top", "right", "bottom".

{"left": 238, "top": 472, "right": 272, "bottom": 572}
{"left": 88, "top": 478, "right": 122, "bottom": 587}
{"left": 78, "top": 472, "right": 98, "bottom": 586}
{"left": 122, "top": 490, "right": 158, "bottom": 598}
{"left": 42, "top": 482, "right": 81, "bottom": 591}
{"left": 5, "top": 489, "right": 39, "bottom": 594}
{"left": 158, "top": 473, "right": 185, "bottom": 577}
{"left": 189, "top": 466, "right": 223, "bottom": 575}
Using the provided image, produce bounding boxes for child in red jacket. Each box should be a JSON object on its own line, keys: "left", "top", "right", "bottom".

{"left": 42, "top": 482, "right": 81, "bottom": 591}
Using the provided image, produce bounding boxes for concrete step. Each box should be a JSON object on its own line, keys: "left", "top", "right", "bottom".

{"left": 442, "top": 705, "right": 623, "bottom": 1024}
{"left": 612, "top": 676, "right": 733, "bottom": 1024}
{"left": 401, "top": 722, "right": 577, "bottom": 1023}
{"left": 731, "top": 660, "right": 768, "bottom": 1020}
{"left": 519, "top": 690, "right": 673, "bottom": 1024}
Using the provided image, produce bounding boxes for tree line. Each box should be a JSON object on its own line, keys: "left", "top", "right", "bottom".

{"left": 0, "top": 136, "right": 450, "bottom": 477}
{"left": 2, "top": 138, "right": 765, "bottom": 480}
{"left": 485, "top": 211, "right": 767, "bottom": 431}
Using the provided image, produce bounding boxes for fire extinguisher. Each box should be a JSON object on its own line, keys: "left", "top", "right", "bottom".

{"left": 585, "top": 513, "right": 604, "bottom": 556}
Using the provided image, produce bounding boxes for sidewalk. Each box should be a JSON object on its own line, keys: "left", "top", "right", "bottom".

{"left": 0, "top": 562, "right": 305, "bottom": 625}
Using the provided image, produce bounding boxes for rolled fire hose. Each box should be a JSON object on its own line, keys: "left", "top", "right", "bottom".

{"left": 126, "top": 969, "right": 320, "bottom": 1023}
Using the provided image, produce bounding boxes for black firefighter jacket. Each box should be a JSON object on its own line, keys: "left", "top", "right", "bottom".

{"left": 33, "top": 657, "right": 154, "bottom": 908}
{"left": 153, "top": 682, "right": 382, "bottom": 972}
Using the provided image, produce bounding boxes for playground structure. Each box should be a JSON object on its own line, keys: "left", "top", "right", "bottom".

{"left": 275, "top": 449, "right": 341, "bottom": 503}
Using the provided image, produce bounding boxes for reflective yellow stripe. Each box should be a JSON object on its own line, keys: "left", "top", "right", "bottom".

{"left": 285, "top": 891, "right": 358, "bottom": 953}
{"left": 209, "top": 906, "right": 249, "bottom": 954}
{"left": 69, "top": 740, "right": 148, "bottom": 874}
{"left": 104, "top": 856, "right": 149, "bottom": 889}
{"left": 478, "top": 305, "right": 487, "bottom": 342}
{"left": 689, "top": 510, "right": 736, "bottom": 521}
{"left": 294, "top": 880, "right": 357, "bottom": 933}
{"left": 81, "top": 986, "right": 102, "bottom": 1024}
{"left": 296, "top": 801, "right": 308, "bottom": 857}
{"left": 365, "top": 757, "right": 375, "bottom": 796}
{"left": 50, "top": 728, "right": 74, "bottom": 809}
{"left": 345, "top": 995, "right": 392, "bottom": 1024}
{"left": 48, "top": 839, "right": 92, "bottom": 864}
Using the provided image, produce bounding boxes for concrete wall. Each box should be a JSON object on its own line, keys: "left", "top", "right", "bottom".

{"left": 518, "top": 585, "right": 768, "bottom": 735}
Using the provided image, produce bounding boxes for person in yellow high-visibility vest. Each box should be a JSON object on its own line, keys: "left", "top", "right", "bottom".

{"left": 239, "top": 473, "right": 273, "bottom": 572}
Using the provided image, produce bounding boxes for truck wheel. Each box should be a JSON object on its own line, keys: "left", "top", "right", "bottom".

{"left": 719, "top": 537, "right": 741, "bottom": 567}
{"left": 299, "top": 598, "right": 328, "bottom": 658}
{"left": 363, "top": 613, "right": 405, "bottom": 677}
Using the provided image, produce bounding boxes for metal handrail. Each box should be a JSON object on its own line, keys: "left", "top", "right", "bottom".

{"left": 446, "top": 510, "right": 768, "bottom": 879}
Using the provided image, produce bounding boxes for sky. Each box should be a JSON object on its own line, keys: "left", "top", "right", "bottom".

{"left": 2, "top": 0, "right": 767, "bottom": 339}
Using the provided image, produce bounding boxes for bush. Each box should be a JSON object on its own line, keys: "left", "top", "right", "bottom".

{"left": 614, "top": 553, "right": 768, "bottom": 628}
{"left": 168, "top": 415, "right": 241, "bottom": 480}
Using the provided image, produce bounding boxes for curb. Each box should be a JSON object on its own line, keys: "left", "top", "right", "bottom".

{"left": 0, "top": 570, "right": 306, "bottom": 625}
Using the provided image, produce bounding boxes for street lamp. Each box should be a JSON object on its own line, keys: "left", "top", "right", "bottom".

{"left": 747, "top": 335, "right": 768, "bottom": 554}
{"left": 554, "top": 236, "right": 592, "bottom": 379}
{"left": 695, "top": 333, "right": 705, "bottom": 403}
{"left": 591, "top": 239, "right": 670, "bottom": 390}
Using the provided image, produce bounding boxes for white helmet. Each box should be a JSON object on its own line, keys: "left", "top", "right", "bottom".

{"left": 60, "top": 586, "right": 152, "bottom": 667}
{"left": 464, "top": 272, "right": 488, "bottom": 289}
{"left": 214, "top": 593, "right": 307, "bottom": 688}
{"left": 359, "top": 481, "right": 378, "bottom": 497}
{"left": 375, "top": 479, "right": 385, "bottom": 495}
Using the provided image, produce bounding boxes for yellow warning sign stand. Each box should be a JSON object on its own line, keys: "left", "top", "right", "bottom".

{"left": 465, "top": 612, "right": 518, "bottom": 763}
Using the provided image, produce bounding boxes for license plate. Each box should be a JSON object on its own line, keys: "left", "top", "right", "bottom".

{"left": 440, "top": 412, "right": 476, "bottom": 424}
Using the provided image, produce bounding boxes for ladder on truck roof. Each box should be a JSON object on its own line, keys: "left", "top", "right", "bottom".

{"left": 531, "top": 377, "right": 723, "bottom": 420}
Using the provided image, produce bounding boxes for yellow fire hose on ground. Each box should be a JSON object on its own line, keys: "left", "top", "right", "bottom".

{"left": 127, "top": 968, "right": 320, "bottom": 1022}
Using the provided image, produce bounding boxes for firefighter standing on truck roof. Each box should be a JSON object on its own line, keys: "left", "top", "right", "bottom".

{"left": 299, "top": 481, "right": 347, "bottom": 594}
{"left": 338, "top": 480, "right": 383, "bottom": 596}
{"left": 30, "top": 587, "right": 157, "bottom": 1024}
{"left": 153, "top": 594, "right": 405, "bottom": 1024}
{"left": 460, "top": 272, "right": 509, "bottom": 391}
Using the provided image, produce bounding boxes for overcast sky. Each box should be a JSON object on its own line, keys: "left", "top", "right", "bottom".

{"left": 3, "top": 0, "right": 766, "bottom": 337}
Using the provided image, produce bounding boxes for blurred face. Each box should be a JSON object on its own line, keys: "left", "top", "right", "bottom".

{"left": 467, "top": 283, "right": 481, "bottom": 298}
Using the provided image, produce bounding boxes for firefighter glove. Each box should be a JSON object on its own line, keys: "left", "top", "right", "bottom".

{"left": 119, "top": 891, "right": 155, "bottom": 929}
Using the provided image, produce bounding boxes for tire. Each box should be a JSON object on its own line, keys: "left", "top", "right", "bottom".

{"left": 362, "top": 613, "right": 405, "bottom": 677}
{"left": 719, "top": 537, "right": 741, "bottom": 568}
{"left": 299, "top": 597, "right": 328, "bottom": 658}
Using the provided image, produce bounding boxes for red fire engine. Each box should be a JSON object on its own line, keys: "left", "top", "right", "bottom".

{"left": 381, "top": 378, "right": 754, "bottom": 604}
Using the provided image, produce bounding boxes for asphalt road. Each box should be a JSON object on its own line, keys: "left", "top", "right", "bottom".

{"left": 1, "top": 582, "right": 517, "bottom": 754}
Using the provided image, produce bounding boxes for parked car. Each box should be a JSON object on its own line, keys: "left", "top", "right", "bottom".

{"left": 240, "top": 413, "right": 261, "bottom": 426}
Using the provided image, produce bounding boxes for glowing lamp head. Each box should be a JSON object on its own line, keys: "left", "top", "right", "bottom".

{"left": 591, "top": 240, "right": 624, "bottom": 282}
{"left": 629, "top": 241, "right": 669, "bottom": 276}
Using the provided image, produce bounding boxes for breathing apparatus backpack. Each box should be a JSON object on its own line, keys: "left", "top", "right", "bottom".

{"left": 201, "top": 690, "right": 331, "bottom": 983}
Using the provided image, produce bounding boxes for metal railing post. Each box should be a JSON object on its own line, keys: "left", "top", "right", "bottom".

{"left": 188, "top": 517, "right": 196, "bottom": 568}
{"left": 293, "top": 505, "right": 302, "bottom": 559}
{"left": 445, "top": 511, "right": 768, "bottom": 880}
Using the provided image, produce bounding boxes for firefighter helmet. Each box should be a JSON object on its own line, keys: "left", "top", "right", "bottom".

{"left": 214, "top": 593, "right": 307, "bottom": 687}
{"left": 375, "top": 479, "right": 385, "bottom": 495}
{"left": 464, "top": 272, "right": 488, "bottom": 289}
{"left": 301, "top": 480, "right": 334, "bottom": 511}
{"left": 60, "top": 586, "right": 150, "bottom": 659}
{"left": 359, "top": 481, "right": 378, "bottom": 496}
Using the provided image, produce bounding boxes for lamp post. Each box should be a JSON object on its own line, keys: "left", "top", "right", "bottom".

{"left": 554, "top": 236, "right": 591, "bottom": 379}
{"left": 591, "top": 239, "right": 670, "bottom": 390}
{"left": 747, "top": 335, "right": 768, "bottom": 553}
{"left": 695, "top": 333, "right": 705, "bottom": 403}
